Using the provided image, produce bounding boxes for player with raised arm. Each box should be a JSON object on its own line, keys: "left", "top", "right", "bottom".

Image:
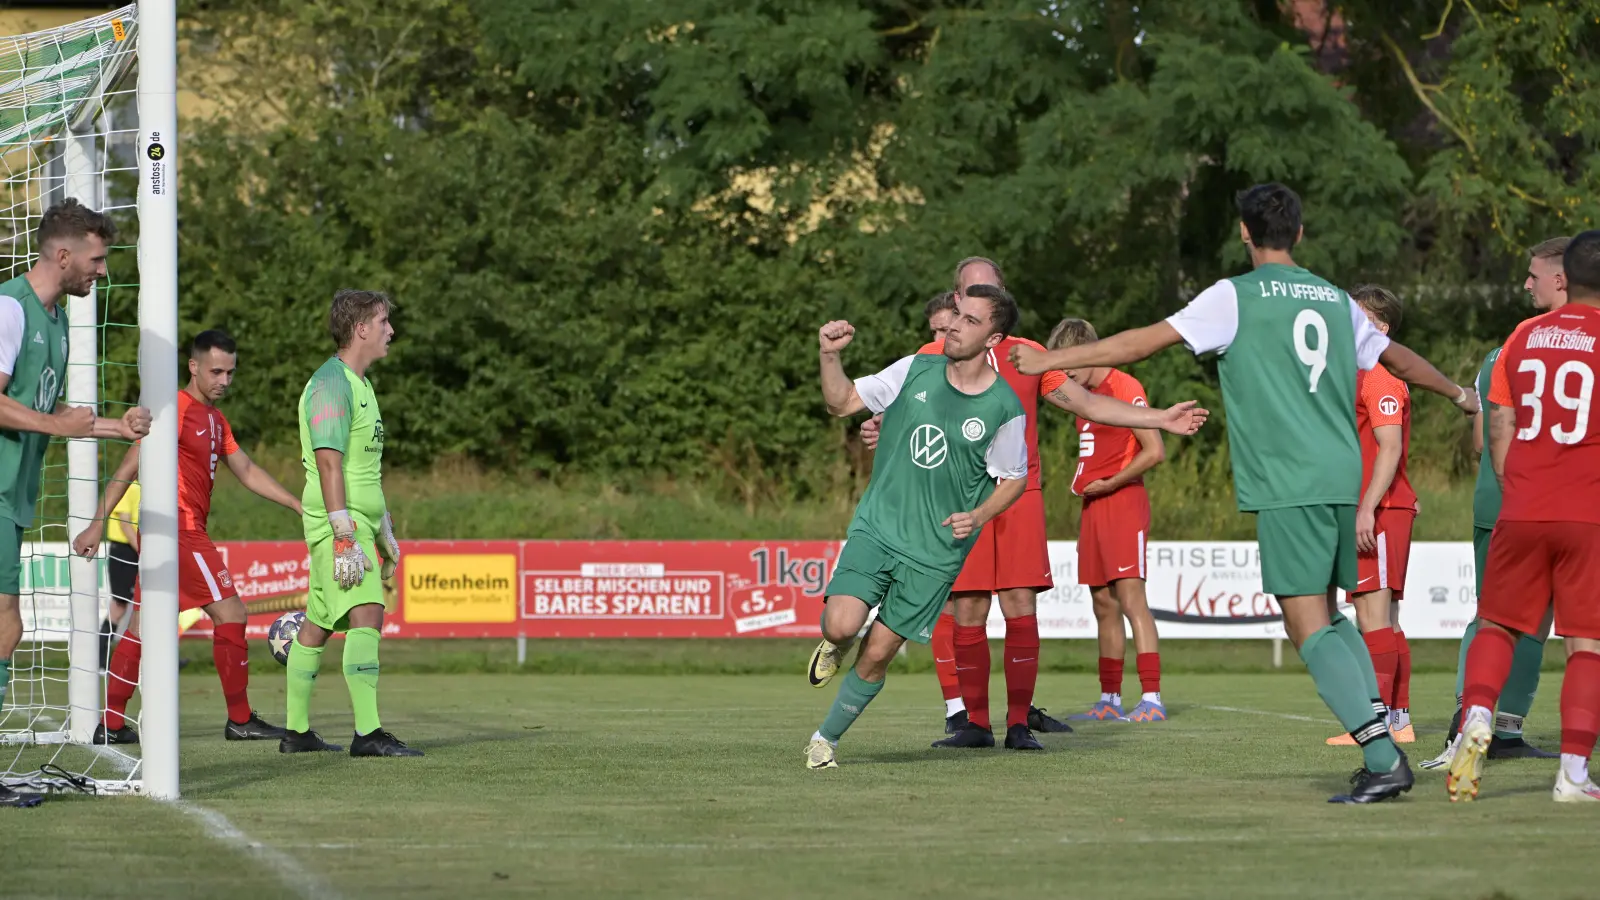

{"left": 1011, "top": 183, "right": 1477, "bottom": 803}
{"left": 279, "top": 289, "right": 416, "bottom": 758}
{"left": 1046, "top": 319, "right": 1170, "bottom": 724}
{"left": 1324, "top": 286, "right": 1419, "bottom": 746}
{"left": 1424, "top": 238, "right": 1570, "bottom": 770}
{"left": 1447, "top": 230, "right": 1600, "bottom": 803}
{"left": 73, "top": 330, "right": 301, "bottom": 745}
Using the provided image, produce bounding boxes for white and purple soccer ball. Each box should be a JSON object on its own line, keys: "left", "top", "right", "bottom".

{"left": 268, "top": 610, "right": 306, "bottom": 666}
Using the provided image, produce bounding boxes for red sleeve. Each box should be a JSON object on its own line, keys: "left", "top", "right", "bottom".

{"left": 1114, "top": 371, "right": 1148, "bottom": 408}
{"left": 1361, "top": 366, "right": 1406, "bottom": 427}
{"left": 1039, "top": 369, "right": 1066, "bottom": 396}
{"left": 220, "top": 413, "right": 239, "bottom": 455}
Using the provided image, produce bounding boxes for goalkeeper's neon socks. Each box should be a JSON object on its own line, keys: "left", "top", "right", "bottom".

{"left": 0, "top": 657, "right": 8, "bottom": 714}
{"left": 285, "top": 637, "right": 324, "bottom": 733}
{"left": 213, "top": 622, "right": 252, "bottom": 724}
{"left": 104, "top": 633, "right": 141, "bottom": 731}
{"left": 343, "top": 627, "right": 383, "bottom": 736}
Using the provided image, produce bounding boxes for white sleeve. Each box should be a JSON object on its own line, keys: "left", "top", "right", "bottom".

{"left": 853, "top": 355, "right": 917, "bottom": 414}
{"left": 1165, "top": 280, "right": 1239, "bottom": 356}
{"left": 0, "top": 296, "right": 24, "bottom": 377}
{"left": 1349, "top": 296, "right": 1392, "bottom": 371}
{"left": 985, "top": 415, "right": 1028, "bottom": 480}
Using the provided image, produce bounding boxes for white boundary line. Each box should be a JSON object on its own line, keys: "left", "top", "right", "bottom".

{"left": 1200, "top": 705, "right": 1333, "bottom": 724}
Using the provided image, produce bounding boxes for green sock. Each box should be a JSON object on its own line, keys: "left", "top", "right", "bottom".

{"left": 285, "top": 639, "right": 324, "bottom": 733}
{"left": 343, "top": 627, "right": 382, "bottom": 736}
{"left": 1453, "top": 618, "right": 1480, "bottom": 699}
{"left": 1328, "top": 611, "right": 1384, "bottom": 711}
{"left": 0, "top": 658, "right": 9, "bottom": 714}
{"left": 818, "top": 669, "right": 884, "bottom": 743}
{"left": 1496, "top": 633, "right": 1547, "bottom": 738}
{"left": 1300, "top": 626, "right": 1400, "bottom": 772}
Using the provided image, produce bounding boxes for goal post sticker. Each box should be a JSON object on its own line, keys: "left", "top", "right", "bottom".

{"left": 112, "top": 19, "right": 127, "bottom": 41}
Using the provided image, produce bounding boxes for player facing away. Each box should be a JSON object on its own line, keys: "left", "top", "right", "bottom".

{"left": 1046, "top": 319, "right": 1169, "bottom": 724}
{"left": 1324, "top": 286, "right": 1419, "bottom": 746}
{"left": 73, "top": 330, "right": 303, "bottom": 744}
{"left": 1424, "top": 237, "right": 1570, "bottom": 770}
{"left": 1448, "top": 230, "right": 1600, "bottom": 803}
{"left": 803, "top": 287, "right": 1030, "bottom": 768}
{"left": 0, "top": 200, "right": 151, "bottom": 810}
{"left": 280, "top": 289, "right": 416, "bottom": 758}
{"left": 1011, "top": 183, "right": 1478, "bottom": 803}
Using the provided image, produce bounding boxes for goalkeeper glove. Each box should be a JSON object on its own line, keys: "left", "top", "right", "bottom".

{"left": 377, "top": 511, "right": 401, "bottom": 581}
{"left": 329, "top": 510, "right": 372, "bottom": 590}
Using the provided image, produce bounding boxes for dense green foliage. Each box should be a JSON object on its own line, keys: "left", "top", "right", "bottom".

{"left": 175, "top": 0, "right": 1600, "bottom": 501}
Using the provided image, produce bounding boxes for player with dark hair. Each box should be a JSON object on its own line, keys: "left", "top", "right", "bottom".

{"left": 0, "top": 199, "right": 149, "bottom": 809}
{"left": 1449, "top": 229, "right": 1600, "bottom": 802}
{"left": 280, "top": 289, "right": 417, "bottom": 757}
{"left": 74, "top": 329, "right": 302, "bottom": 745}
{"left": 1012, "top": 183, "right": 1477, "bottom": 803}
{"left": 924, "top": 291, "right": 958, "bottom": 339}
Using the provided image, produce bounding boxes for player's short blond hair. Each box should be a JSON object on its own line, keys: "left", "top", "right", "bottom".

{"left": 1351, "top": 284, "right": 1402, "bottom": 332}
{"left": 1046, "top": 318, "right": 1097, "bottom": 350}
{"left": 329, "top": 289, "right": 394, "bottom": 349}
{"left": 1530, "top": 236, "right": 1571, "bottom": 260}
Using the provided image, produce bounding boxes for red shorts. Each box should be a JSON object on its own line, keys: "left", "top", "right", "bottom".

{"left": 1356, "top": 507, "right": 1414, "bottom": 600}
{"left": 1077, "top": 484, "right": 1149, "bottom": 587}
{"left": 1479, "top": 520, "right": 1600, "bottom": 640}
{"left": 133, "top": 530, "right": 238, "bottom": 612}
{"left": 952, "top": 488, "right": 1052, "bottom": 593}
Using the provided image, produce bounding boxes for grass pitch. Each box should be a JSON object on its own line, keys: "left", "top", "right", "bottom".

{"left": 1, "top": 668, "right": 1592, "bottom": 900}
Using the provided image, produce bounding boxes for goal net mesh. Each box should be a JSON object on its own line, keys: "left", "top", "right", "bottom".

{"left": 0, "top": 3, "right": 142, "bottom": 794}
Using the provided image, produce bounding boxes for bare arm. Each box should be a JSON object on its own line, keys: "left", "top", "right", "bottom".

{"left": 1472, "top": 410, "right": 1484, "bottom": 455}
{"left": 72, "top": 443, "right": 140, "bottom": 557}
{"left": 1095, "top": 428, "right": 1166, "bottom": 496}
{"left": 1360, "top": 425, "right": 1402, "bottom": 516}
{"left": 225, "top": 448, "right": 303, "bottom": 515}
{"left": 943, "top": 477, "right": 1027, "bottom": 540}
{"left": 1012, "top": 322, "right": 1184, "bottom": 375}
{"left": 820, "top": 349, "right": 866, "bottom": 417}
{"left": 315, "top": 448, "right": 348, "bottom": 513}
{"left": 1379, "top": 341, "right": 1477, "bottom": 414}
{"left": 1043, "top": 377, "right": 1207, "bottom": 435}
{"left": 1489, "top": 403, "right": 1514, "bottom": 487}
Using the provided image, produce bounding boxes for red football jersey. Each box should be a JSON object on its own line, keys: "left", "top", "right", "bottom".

{"left": 1071, "top": 368, "right": 1147, "bottom": 496}
{"left": 1356, "top": 363, "right": 1417, "bottom": 511}
{"left": 177, "top": 390, "right": 238, "bottom": 532}
{"left": 917, "top": 336, "right": 1066, "bottom": 491}
{"left": 1488, "top": 305, "right": 1600, "bottom": 525}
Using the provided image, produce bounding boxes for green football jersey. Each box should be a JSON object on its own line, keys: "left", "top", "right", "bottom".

{"left": 847, "top": 354, "right": 1028, "bottom": 579}
{"left": 1472, "top": 347, "right": 1501, "bottom": 529}
{"left": 299, "top": 356, "right": 387, "bottom": 537}
{"left": 0, "top": 275, "right": 67, "bottom": 529}
{"left": 1166, "top": 263, "right": 1389, "bottom": 512}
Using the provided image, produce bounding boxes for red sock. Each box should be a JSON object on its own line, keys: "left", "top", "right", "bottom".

{"left": 953, "top": 624, "right": 991, "bottom": 730}
{"left": 1560, "top": 650, "right": 1600, "bottom": 759}
{"left": 103, "top": 634, "right": 142, "bottom": 731}
{"left": 1098, "top": 656, "right": 1124, "bottom": 696}
{"left": 1461, "top": 624, "right": 1516, "bottom": 716}
{"left": 931, "top": 613, "right": 961, "bottom": 702}
{"left": 1003, "top": 615, "right": 1039, "bottom": 729}
{"left": 1362, "top": 629, "right": 1398, "bottom": 708}
{"left": 213, "top": 622, "right": 252, "bottom": 724}
{"left": 1136, "top": 652, "right": 1161, "bottom": 695}
{"left": 1394, "top": 630, "right": 1411, "bottom": 710}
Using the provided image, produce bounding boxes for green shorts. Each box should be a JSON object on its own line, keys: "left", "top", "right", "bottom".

{"left": 0, "top": 518, "right": 21, "bottom": 596}
{"left": 305, "top": 514, "right": 384, "bottom": 632}
{"left": 825, "top": 535, "right": 953, "bottom": 644}
{"left": 1473, "top": 525, "right": 1493, "bottom": 596}
{"left": 1256, "top": 504, "right": 1357, "bottom": 598}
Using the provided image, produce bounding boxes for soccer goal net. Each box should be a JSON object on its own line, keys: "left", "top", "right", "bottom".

{"left": 0, "top": 2, "right": 173, "bottom": 797}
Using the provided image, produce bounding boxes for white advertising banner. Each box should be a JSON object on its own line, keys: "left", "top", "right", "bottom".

{"left": 991, "top": 541, "right": 1478, "bottom": 640}
{"left": 18, "top": 543, "right": 111, "bottom": 642}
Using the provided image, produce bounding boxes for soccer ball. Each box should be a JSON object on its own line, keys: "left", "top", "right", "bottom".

{"left": 268, "top": 611, "right": 306, "bottom": 666}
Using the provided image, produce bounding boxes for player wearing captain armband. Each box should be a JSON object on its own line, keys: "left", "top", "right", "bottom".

{"left": 1010, "top": 183, "right": 1477, "bottom": 803}
{"left": 0, "top": 200, "right": 150, "bottom": 810}
{"left": 280, "top": 289, "right": 417, "bottom": 758}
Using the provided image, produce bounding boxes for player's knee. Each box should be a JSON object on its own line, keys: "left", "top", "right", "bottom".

{"left": 206, "top": 596, "right": 247, "bottom": 625}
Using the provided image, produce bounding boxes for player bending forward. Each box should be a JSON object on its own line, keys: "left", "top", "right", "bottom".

{"left": 1047, "top": 319, "right": 1169, "bottom": 724}
{"left": 1447, "top": 231, "right": 1600, "bottom": 803}
{"left": 280, "top": 289, "right": 418, "bottom": 758}
{"left": 1012, "top": 183, "right": 1476, "bottom": 803}
{"left": 1325, "top": 286, "right": 1419, "bottom": 746}
{"left": 0, "top": 200, "right": 150, "bottom": 809}
{"left": 74, "top": 330, "right": 302, "bottom": 744}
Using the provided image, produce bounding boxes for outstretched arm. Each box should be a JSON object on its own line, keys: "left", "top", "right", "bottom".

{"left": 1379, "top": 342, "right": 1478, "bottom": 415}
{"left": 1042, "top": 376, "right": 1207, "bottom": 435}
{"left": 1011, "top": 322, "right": 1184, "bottom": 376}
{"left": 225, "top": 448, "right": 303, "bottom": 515}
{"left": 71, "top": 443, "right": 140, "bottom": 557}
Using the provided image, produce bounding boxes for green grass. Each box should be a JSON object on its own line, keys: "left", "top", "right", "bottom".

{"left": 2, "top": 666, "right": 1590, "bottom": 900}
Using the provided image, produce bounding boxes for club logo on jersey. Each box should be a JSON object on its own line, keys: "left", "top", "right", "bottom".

{"left": 961, "top": 417, "right": 986, "bottom": 442}
{"left": 1133, "top": 397, "right": 1147, "bottom": 408}
{"left": 1379, "top": 395, "right": 1400, "bottom": 416}
{"left": 909, "top": 424, "right": 947, "bottom": 469}
{"left": 1527, "top": 324, "right": 1597, "bottom": 353}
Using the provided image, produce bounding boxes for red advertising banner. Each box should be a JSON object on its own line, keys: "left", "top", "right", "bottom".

{"left": 181, "top": 539, "right": 839, "bottom": 639}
